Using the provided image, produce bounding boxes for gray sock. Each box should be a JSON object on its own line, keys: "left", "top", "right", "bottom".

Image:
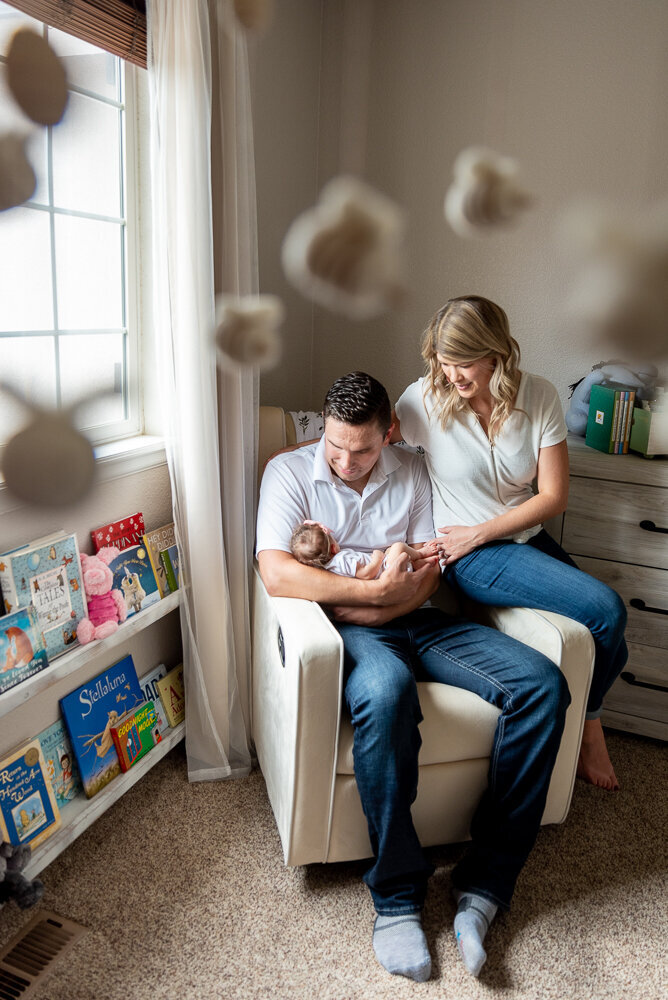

{"left": 453, "top": 891, "right": 498, "bottom": 977}
{"left": 372, "top": 913, "right": 431, "bottom": 982}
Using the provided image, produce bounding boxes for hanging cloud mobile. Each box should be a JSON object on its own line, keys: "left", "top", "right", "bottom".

{"left": 281, "top": 175, "right": 407, "bottom": 320}
{"left": 0, "top": 28, "right": 68, "bottom": 213}
{"left": 444, "top": 146, "right": 533, "bottom": 238}
{"left": 232, "top": 0, "right": 275, "bottom": 33}
{"left": 561, "top": 200, "right": 668, "bottom": 361}
{"left": 214, "top": 295, "right": 284, "bottom": 371}
{"left": 0, "top": 384, "right": 105, "bottom": 507}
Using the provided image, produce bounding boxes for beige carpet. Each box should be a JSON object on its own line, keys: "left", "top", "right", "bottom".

{"left": 0, "top": 729, "right": 666, "bottom": 1000}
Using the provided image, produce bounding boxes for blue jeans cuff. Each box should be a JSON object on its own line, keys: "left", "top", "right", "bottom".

{"left": 585, "top": 708, "right": 603, "bottom": 720}
{"left": 374, "top": 904, "right": 423, "bottom": 916}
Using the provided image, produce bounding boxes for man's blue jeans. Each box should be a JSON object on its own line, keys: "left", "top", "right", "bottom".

{"left": 337, "top": 607, "right": 571, "bottom": 915}
{"left": 446, "top": 530, "right": 628, "bottom": 718}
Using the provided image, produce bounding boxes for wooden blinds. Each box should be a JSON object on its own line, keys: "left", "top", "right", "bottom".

{"left": 6, "top": 0, "right": 147, "bottom": 67}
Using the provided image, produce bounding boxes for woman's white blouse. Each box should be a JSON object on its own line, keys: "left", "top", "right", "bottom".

{"left": 395, "top": 372, "right": 567, "bottom": 543}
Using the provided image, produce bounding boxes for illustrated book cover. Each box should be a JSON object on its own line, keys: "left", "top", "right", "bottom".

{"left": 107, "top": 544, "right": 161, "bottom": 619}
{"left": 91, "top": 512, "right": 145, "bottom": 553}
{"left": 110, "top": 701, "right": 162, "bottom": 771}
{"left": 0, "top": 606, "right": 49, "bottom": 695}
{"left": 159, "top": 545, "right": 180, "bottom": 594}
{"left": 0, "top": 739, "right": 61, "bottom": 849}
{"left": 139, "top": 663, "right": 171, "bottom": 735}
{"left": 156, "top": 663, "right": 185, "bottom": 727}
{"left": 60, "top": 654, "right": 144, "bottom": 798}
{"left": 0, "top": 530, "right": 86, "bottom": 660}
{"left": 142, "top": 523, "right": 176, "bottom": 598}
{"left": 37, "top": 718, "right": 83, "bottom": 807}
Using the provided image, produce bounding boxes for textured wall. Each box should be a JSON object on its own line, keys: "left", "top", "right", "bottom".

{"left": 256, "top": 0, "right": 668, "bottom": 412}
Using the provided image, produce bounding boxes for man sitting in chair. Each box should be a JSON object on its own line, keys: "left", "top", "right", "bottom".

{"left": 256, "top": 371, "right": 571, "bottom": 983}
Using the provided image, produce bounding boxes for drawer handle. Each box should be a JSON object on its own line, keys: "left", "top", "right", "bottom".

{"left": 629, "top": 597, "right": 668, "bottom": 617}
{"left": 621, "top": 671, "right": 668, "bottom": 694}
{"left": 639, "top": 519, "right": 668, "bottom": 534}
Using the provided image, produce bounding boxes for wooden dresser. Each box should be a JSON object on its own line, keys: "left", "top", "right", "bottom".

{"left": 548, "top": 435, "right": 667, "bottom": 741}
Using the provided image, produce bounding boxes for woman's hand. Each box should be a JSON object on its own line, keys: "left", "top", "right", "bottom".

{"left": 436, "top": 524, "right": 486, "bottom": 564}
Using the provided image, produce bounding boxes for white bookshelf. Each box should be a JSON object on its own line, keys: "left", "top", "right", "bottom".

{"left": 0, "top": 590, "right": 182, "bottom": 718}
{"left": 24, "top": 721, "right": 185, "bottom": 880}
{"left": 1, "top": 590, "right": 184, "bottom": 883}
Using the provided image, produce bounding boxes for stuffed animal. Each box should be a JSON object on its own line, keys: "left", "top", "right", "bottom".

{"left": 565, "top": 360, "right": 658, "bottom": 436}
{"left": 77, "top": 546, "right": 127, "bottom": 644}
{"left": 0, "top": 841, "right": 44, "bottom": 908}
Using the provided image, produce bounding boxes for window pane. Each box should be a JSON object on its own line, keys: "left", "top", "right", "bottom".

{"left": 0, "top": 3, "right": 42, "bottom": 57}
{"left": 59, "top": 333, "right": 125, "bottom": 426}
{"left": 0, "top": 336, "right": 57, "bottom": 438}
{"left": 52, "top": 92, "right": 122, "bottom": 217}
{"left": 48, "top": 28, "right": 119, "bottom": 101}
{"left": 54, "top": 215, "right": 123, "bottom": 330}
{"left": 26, "top": 127, "right": 48, "bottom": 206}
{"left": 0, "top": 207, "right": 53, "bottom": 331}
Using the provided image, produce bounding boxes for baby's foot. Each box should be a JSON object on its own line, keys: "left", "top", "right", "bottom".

{"left": 577, "top": 718, "right": 619, "bottom": 790}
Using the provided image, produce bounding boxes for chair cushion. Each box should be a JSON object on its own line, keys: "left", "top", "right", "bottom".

{"left": 336, "top": 681, "right": 501, "bottom": 774}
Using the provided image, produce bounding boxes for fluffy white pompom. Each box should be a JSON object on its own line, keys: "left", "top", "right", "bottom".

{"left": 0, "top": 133, "right": 36, "bottom": 212}
{"left": 281, "top": 175, "right": 407, "bottom": 320}
{"left": 561, "top": 200, "right": 668, "bottom": 360}
{"left": 214, "top": 295, "right": 284, "bottom": 371}
{"left": 444, "top": 147, "right": 532, "bottom": 238}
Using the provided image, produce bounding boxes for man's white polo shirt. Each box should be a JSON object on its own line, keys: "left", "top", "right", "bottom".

{"left": 256, "top": 437, "right": 435, "bottom": 557}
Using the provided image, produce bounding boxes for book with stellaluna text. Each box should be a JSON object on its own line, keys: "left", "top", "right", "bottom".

{"left": 60, "top": 654, "right": 144, "bottom": 798}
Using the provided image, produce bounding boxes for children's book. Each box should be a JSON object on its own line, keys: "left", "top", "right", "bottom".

{"left": 0, "top": 606, "right": 49, "bottom": 695}
{"left": 107, "top": 544, "right": 161, "bottom": 619}
{"left": 0, "top": 739, "right": 61, "bottom": 849}
{"left": 37, "top": 718, "right": 82, "bottom": 807}
{"left": 156, "top": 663, "right": 185, "bottom": 727}
{"left": 60, "top": 654, "right": 144, "bottom": 798}
{"left": 585, "top": 383, "right": 635, "bottom": 454}
{"left": 0, "top": 531, "right": 86, "bottom": 659}
{"left": 91, "top": 512, "right": 145, "bottom": 553}
{"left": 139, "top": 663, "right": 171, "bottom": 735}
{"left": 142, "top": 523, "right": 176, "bottom": 598}
{"left": 110, "top": 701, "right": 162, "bottom": 771}
{"left": 159, "top": 545, "right": 180, "bottom": 594}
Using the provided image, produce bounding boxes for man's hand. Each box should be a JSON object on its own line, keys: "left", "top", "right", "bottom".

{"left": 374, "top": 557, "right": 437, "bottom": 605}
{"left": 329, "top": 560, "right": 440, "bottom": 625}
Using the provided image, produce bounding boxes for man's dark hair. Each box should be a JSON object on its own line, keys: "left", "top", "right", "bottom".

{"left": 323, "top": 372, "right": 391, "bottom": 433}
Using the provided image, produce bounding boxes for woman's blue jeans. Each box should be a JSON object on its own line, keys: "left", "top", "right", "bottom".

{"left": 337, "top": 607, "right": 571, "bottom": 915}
{"left": 446, "top": 530, "right": 628, "bottom": 718}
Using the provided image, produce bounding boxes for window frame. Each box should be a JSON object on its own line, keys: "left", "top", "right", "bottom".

{"left": 0, "top": 22, "right": 144, "bottom": 448}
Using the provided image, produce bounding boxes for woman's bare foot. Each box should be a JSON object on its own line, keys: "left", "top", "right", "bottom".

{"left": 577, "top": 718, "right": 619, "bottom": 790}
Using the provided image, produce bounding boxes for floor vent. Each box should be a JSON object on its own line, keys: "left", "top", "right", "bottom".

{"left": 0, "top": 910, "right": 87, "bottom": 998}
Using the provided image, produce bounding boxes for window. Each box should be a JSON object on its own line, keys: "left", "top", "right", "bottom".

{"left": 0, "top": 2, "right": 144, "bottom": 449}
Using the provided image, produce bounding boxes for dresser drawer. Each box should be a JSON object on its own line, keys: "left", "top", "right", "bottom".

{"left": 603, "top": 641, "right": 668, "bottom": 727}
{"left": 563, "top": 478, "right": 668, "bottom": 569}
{"left": 575, "top": 556, "right": 668, "bottom": 650}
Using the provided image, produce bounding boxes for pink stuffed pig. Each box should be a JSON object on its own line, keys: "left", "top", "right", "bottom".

{"left": 77, "top": 546, "right": 127, "bottom": 644}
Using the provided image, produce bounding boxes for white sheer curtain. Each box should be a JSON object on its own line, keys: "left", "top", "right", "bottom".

{"left": 147, "top": 0, "right": 254, "bottom": 780}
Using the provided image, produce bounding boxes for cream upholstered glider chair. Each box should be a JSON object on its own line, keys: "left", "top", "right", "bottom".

{"left": 252, "top": 405, "right": 594, "bottom": 866}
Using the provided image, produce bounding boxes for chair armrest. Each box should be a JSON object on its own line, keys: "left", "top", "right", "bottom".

{"left": 472, "top": 603, "right": 595, "bottom": 824}
{"left": 251, "top": 566, "right": 344, "bottom": 864}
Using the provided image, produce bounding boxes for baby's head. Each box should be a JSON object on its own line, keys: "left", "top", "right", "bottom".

{"left": 290, "top": 521, "right": 339, "bottom": 567}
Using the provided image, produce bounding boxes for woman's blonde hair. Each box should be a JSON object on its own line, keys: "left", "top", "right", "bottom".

{"left": 421, "top": 295, "right": 522, "bottom": 440}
